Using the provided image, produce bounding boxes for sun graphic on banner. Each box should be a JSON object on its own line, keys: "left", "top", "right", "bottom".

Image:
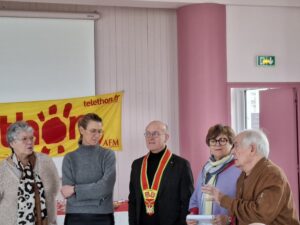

{"left": 37, "top": 103, "right": 72, "bottom": 155}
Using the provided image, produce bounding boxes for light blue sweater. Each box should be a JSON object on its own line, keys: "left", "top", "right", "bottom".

{"left": 189, "top": 162, "right": 241, "bottom": 215}
{"left": 62, "top": 145, "right": 116, "bottom": 214}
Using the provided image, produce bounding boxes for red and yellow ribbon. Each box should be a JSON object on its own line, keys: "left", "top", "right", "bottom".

{"left": 140, "top": 149, "right": 172, "bottom": 215}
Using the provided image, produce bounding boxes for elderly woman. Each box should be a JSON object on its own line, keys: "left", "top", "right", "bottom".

{"left": 0, "top": 121, "right": 60, "bottom": 225}
{"left": 61, "top": 113, "right": 116, "bottom": 225}
{"left": 187, "top": 124, "right": 241, "bottom": 225}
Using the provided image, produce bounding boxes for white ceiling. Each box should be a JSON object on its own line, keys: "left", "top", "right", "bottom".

{"left": 10, "top": 0, "right": 300, "bottom": 8}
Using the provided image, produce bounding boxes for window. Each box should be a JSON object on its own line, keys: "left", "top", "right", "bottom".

{"left": 231, "top": 88, "right": 269, "bottom": 132}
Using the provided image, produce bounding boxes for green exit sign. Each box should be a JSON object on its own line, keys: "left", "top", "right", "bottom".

{"left": 257, "top": 56, "right": 275, "bottom": 66}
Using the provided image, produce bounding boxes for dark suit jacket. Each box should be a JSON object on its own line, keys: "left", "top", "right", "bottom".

{"left": 128, "top": 153, "right": 194, "bottom": 225}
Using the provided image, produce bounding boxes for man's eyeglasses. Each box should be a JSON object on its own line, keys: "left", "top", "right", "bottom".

{"left": 209, "top": 138, "right": 228, "bottom": 146}
{"left": 144, "top": 131, "right": 165, "bottom": 138}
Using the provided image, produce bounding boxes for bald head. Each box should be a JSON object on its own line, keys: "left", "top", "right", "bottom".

{"left": 145, "top": 120, "right": 169, "bottom": 153}
{"left": 146, "top": 120, "right": 168, "bottom": 134}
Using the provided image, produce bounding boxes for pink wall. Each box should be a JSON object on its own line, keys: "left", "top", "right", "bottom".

{"left": 177, "top": 4, "right": 229, "bottom": 177}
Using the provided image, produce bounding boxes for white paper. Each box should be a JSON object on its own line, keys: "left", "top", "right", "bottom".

{"left": 186, "top": 215, "right": 214, "bottom": 225}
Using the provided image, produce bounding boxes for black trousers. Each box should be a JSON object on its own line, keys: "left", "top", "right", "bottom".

{"left": 64, "top": 213, "right": 115, "bottom": 225}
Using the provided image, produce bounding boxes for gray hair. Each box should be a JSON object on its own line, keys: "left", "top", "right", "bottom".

{"left": 6, "top": 121, "right": 34, "bottom": 146}
{"left": 240, "top": 129, "right": 270, "bottom": 158}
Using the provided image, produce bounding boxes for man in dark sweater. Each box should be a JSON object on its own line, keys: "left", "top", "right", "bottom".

{"left": 128, "top": 120, "right": 194, "bottom": 225}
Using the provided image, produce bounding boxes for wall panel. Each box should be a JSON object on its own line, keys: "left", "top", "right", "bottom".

{"left": 0, "top": 1, "right": 179, "bottom": 201}
{"left": 227, "top": 5, "right": 300, "bottom": 82}
{"left": 95, "top": 7, "right": 179, "bottom": 200}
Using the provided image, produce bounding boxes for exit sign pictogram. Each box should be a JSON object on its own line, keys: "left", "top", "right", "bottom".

{"left": 257, "top": 56, "right": 275, "bottom": 66}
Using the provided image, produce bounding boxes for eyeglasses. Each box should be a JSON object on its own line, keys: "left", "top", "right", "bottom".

{"left": 16, "top": 136, "right": 35, "bottom": 143}
{"left": 144, "top": 131, "right": 165, "bottom": 138}
{"left": 209, "top": 138, "right": 229, "bottom": 146}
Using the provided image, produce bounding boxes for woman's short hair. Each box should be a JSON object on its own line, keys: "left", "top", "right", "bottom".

{"left": 205, "top": 124, "right": 235, "bottom": 146}
{"left": 6, "top": 121, "right": 33, "bottom": 151}
{"left": 78, "top": 113, "right": 102, "bottom": 145}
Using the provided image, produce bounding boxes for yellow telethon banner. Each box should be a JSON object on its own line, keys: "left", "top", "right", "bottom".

{"left": 0, "top": 92, "right": 123, "bottom": 160}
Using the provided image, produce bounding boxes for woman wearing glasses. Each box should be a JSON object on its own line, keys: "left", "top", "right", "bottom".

{"left": 61, "top": 113, "right": 116, "bottom": 225}
{"left": 0, "top": 121, "right": 60, "bottom": 225}
{"left": 187, "top": 124, "right": 240, "bottom": 225}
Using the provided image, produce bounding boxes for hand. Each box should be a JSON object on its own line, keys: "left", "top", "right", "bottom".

{"left": 61, "top": 185, "right": 75, "bottom": 198}
{"left": 201, "top": 185, "right": 224, "bottom": 204}
{"left": 212, "top": 215, "right": 230, "bottom": 225}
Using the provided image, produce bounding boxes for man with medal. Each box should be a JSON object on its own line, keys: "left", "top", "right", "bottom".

{"left": 129, "top": 120, "right": 194, "bottom": 225}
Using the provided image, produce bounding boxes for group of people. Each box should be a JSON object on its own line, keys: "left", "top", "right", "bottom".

{"left": 0, "top": 114, "right": 299, "bottom": 225}
{"left": 0, "top": 113, "right": 115, "bottom": 225}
